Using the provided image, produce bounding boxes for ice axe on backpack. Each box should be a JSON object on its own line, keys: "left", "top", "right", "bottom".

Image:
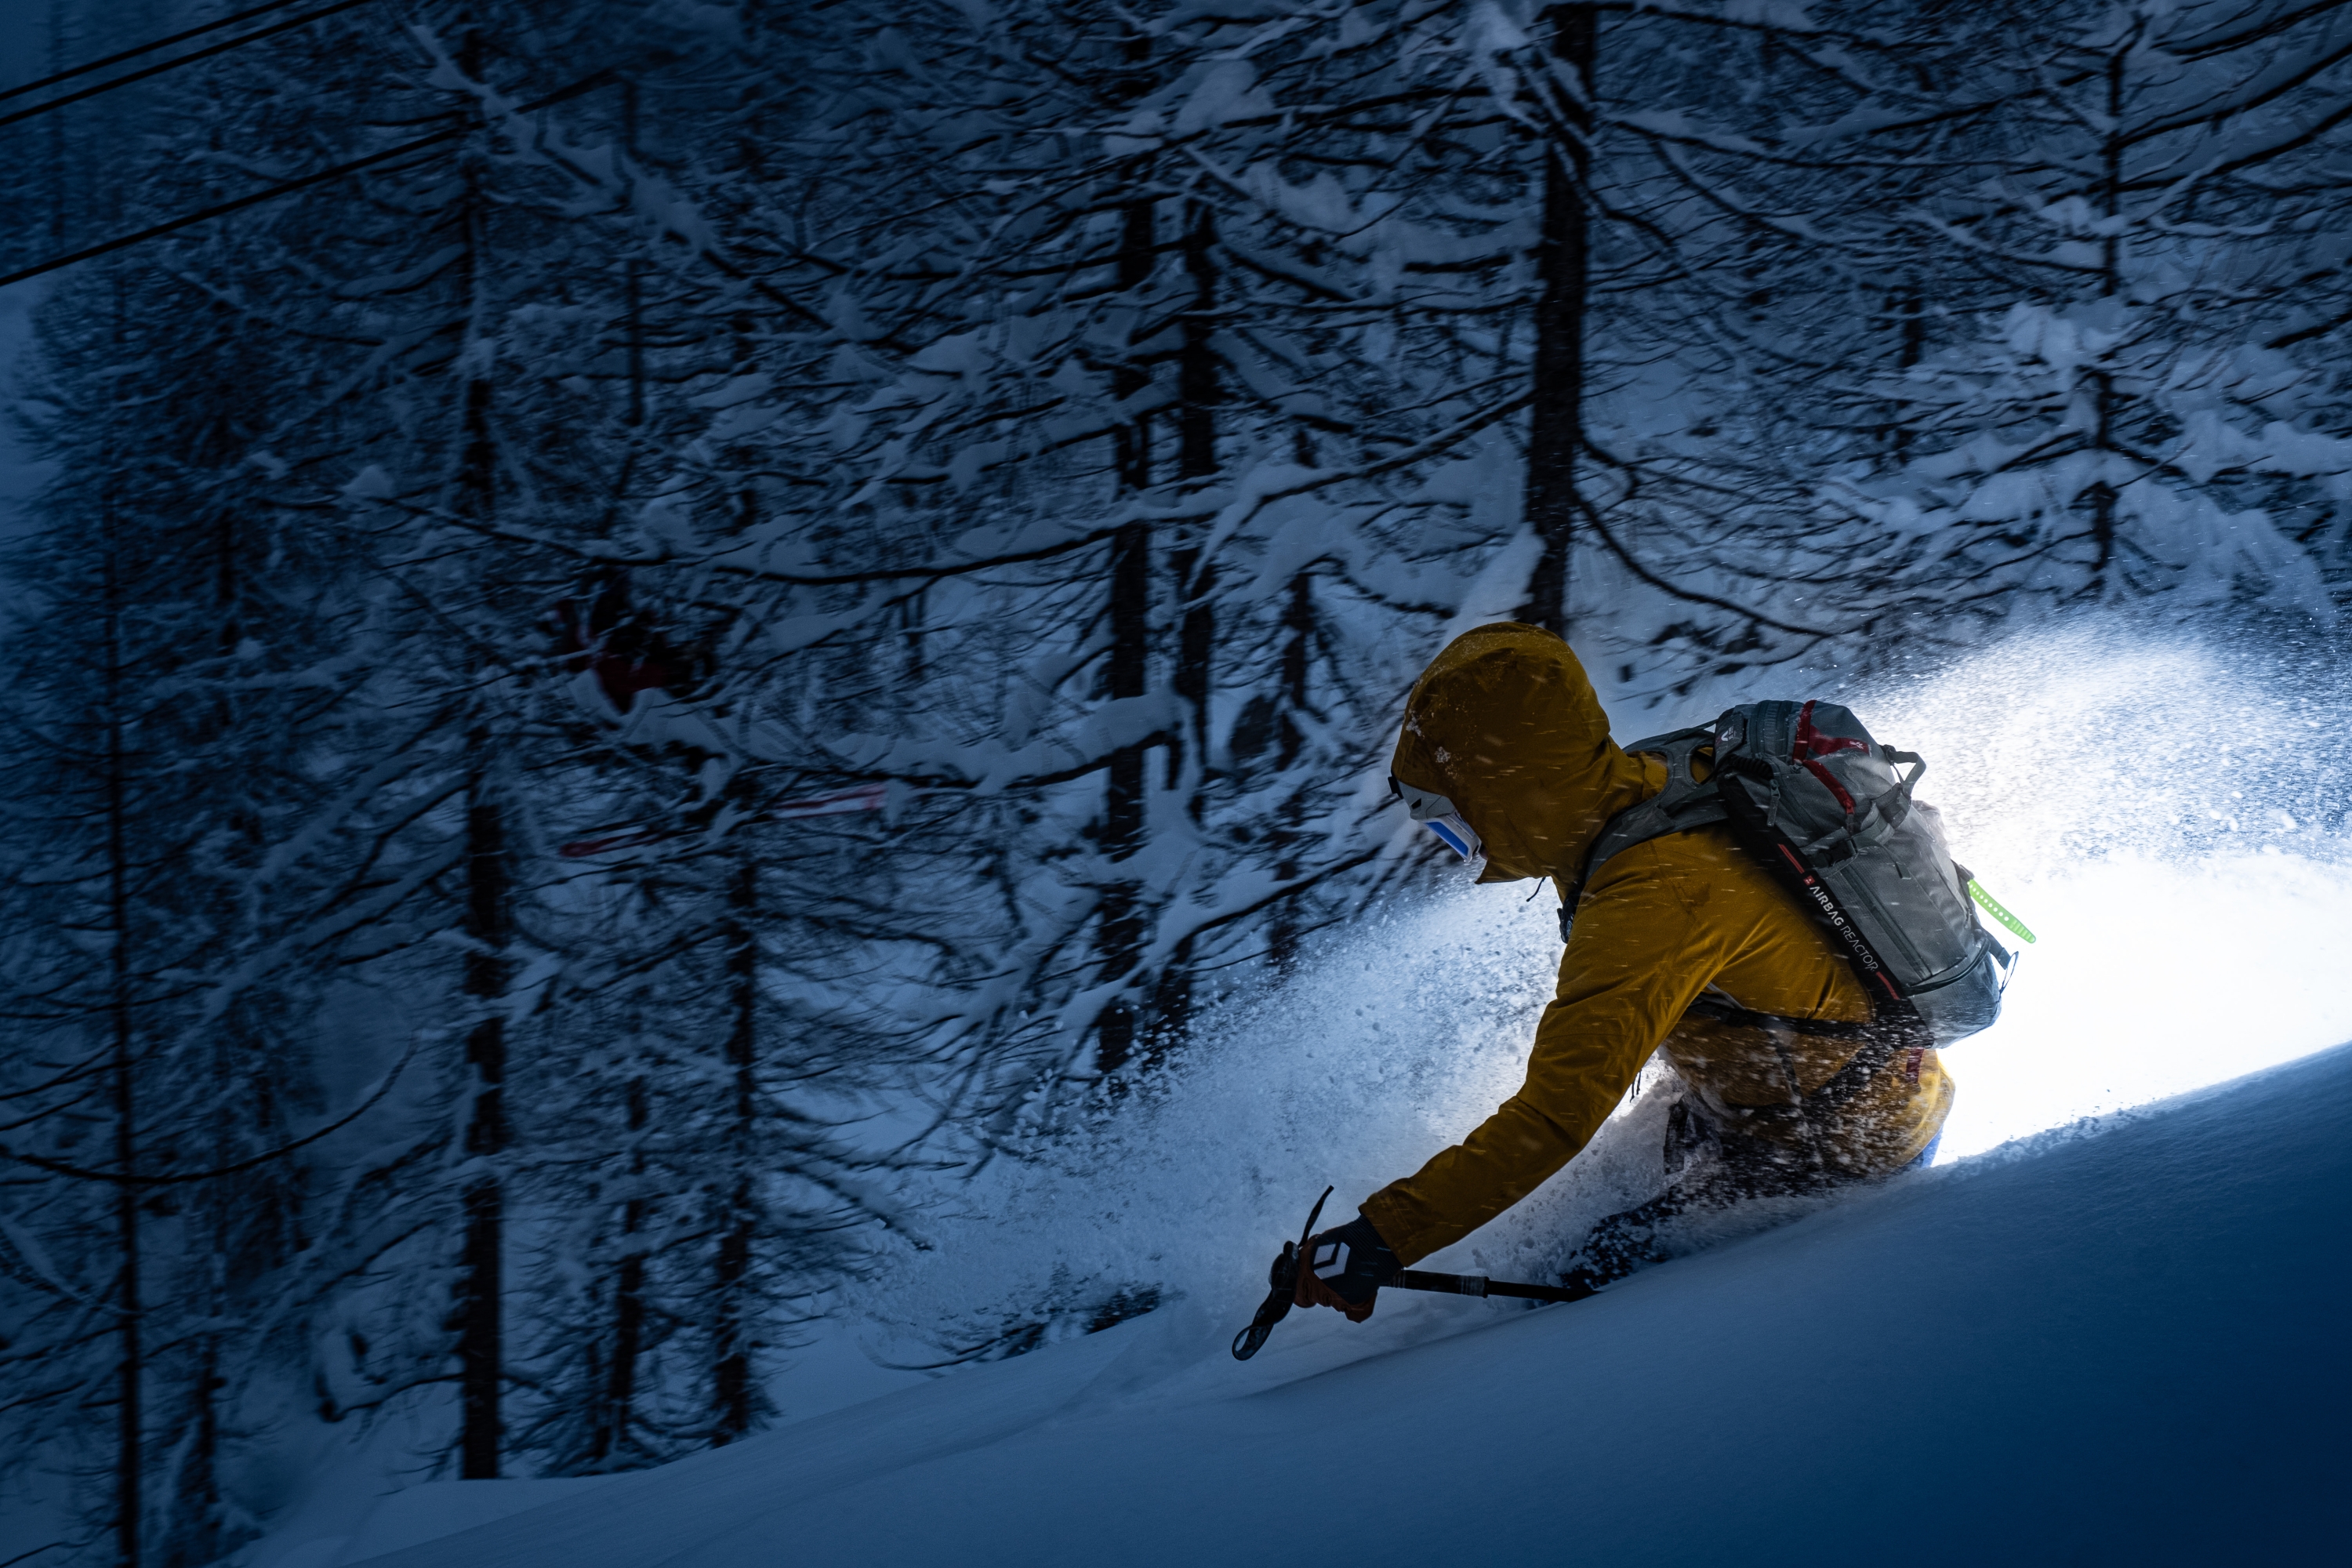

{"left": 1230, "top": 1186, "right": 1601, "bottom": 1360}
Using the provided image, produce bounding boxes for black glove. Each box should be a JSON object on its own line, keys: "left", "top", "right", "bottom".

{"left": 1294, "top": 1214, "right": 1399, "bottom": 1322}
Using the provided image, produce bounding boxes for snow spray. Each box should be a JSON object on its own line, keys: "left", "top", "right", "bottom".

{"left": 797, "top": 622, "right": 2352, "bottom": 1408}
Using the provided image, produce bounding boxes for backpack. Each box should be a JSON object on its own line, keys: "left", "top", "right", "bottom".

{"left": 1568, "top": 699, "right": 2011, "bottom": 1047}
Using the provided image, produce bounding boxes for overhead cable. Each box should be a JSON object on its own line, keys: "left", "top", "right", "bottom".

{"left": 0, "top": 72, "right": 615, "bottom": 292}
{"left": 0, "top": 0, "right": 381, "bottom": 133}
{"left": 0, "top": 0, "right": 320, "bottom": 103}
{"left": 0, "top": 0, "right": 319, "bottom": 103}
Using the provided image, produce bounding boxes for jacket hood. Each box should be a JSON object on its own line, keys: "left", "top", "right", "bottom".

{"left": 1389, "top": 622, "right": 1661, "bottom": 885}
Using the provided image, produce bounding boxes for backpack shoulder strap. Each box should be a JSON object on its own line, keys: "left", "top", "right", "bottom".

{"left": 1562, "top": 725, "right": 1728, "bottom": 918}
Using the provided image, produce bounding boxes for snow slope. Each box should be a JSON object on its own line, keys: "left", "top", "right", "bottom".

{"left": 232, "top": 628, "right": 2352, "bottom": 1566}
{"left": 327, "top": 1037, "right": 2352, "bottom": 1567}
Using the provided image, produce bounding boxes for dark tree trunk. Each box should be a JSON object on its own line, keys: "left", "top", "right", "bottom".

{"left": 1096, "top": 199, "right": 1158, "bottom": 1076}
{"left": 1886, "top": 288, "right": 1925, "bottom": 463}
{"left": 447, "top": 98, "right": 510, "bottom": 1475}
{"left": 1267, "top": 572, "right": 1315, "bottom": 972}
{"left": 1519, "top": 5, "right": 1595, "bottom": 636}
{"left": 456, "top": 766, "right": 510, "bottom": 1480}
{"left": 712, "top": 859, "right": 760, "bottom": 1444}
{"left": 97, "top": 451, "right": 142, "bottom": 1568}
{"left": 1171, "top": 201, "right": 1218, "bottom": 779}
{"left": 451, "top": 166, "right": 510, "bottom": 1465}
{"left": 167, "top": 1335, "right": 224, "bottom": 1568}
{"left": 605, "top": 1235, "right": 646, "bottom": 1457}
{"left": 2085, "top": 47, "right": 2127, "bottom": 593}
{"left": 710, "top": 1207, "right": 752, "bottom": 1443}
{"left": 1148, "top": 201, "right": 1221, "bottom": 1058}
{"left": 114, "top": 1159, "right": 141, "bottom": 1568}
{"left": 591, "top": 1077, "right": 650, "bottom": 1468}
{"left": 622, "top": 81, "right": 646, "bottom": 433}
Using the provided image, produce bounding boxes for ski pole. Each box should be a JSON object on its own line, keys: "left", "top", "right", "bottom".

{"left": 1390, "top": 1269, "right": 1595, "bottom": 1305}
{"left": 1231, "top": 1188, "right": 1598, "bottom": 1360}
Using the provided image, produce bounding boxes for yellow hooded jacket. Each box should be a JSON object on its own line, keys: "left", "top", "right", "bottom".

{"left": 1359, "top": 623, "right": 1954, "bottom": 1266}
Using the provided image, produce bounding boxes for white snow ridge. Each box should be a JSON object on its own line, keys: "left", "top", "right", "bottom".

{"left": 296, "top": 1040, "right": 2349, "bottom": 1566}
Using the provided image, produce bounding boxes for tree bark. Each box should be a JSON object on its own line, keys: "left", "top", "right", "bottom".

{"left": 102, "top": 479, "right": 141, "bottom": 1568}
{"left": 1171, "top": 201, "right": 1218, "bottom": 782}
{"left": 591, "top": 1076, "right": 649, "bottom": 1467}
{"left": 622, "top": 80, "right": 646, "bottom": 432}
{"left": 1095, "top": 199, "right": 1157, "bottom": 1076}
{"left": 456, "top": 766, "right": 510, "bottom": 1480}
{"left": 449, "top": 74, "right": 510, "bottom": 1475}
{"left": 712, "top": 860, "right": 760, "bottom": 1444}
{"left": 1885, "top": 287, "right": 1925, "bottom": 463}
{"left": 1147, "top": 201, "right": 1221, "bottom": 1058}
{"left": 2085, "top": 42, "right": 2129, "bottom": 592}
{"left": 171, "top": 1333, "right": 225, "bottom": 1568}
{"left": 1519, "top": 5, "right": 1595, "bottom": 636}
{"left": 1267, "top": 572, "right": 1314, "bottom": 972}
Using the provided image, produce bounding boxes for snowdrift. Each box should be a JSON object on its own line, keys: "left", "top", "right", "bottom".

{"left": 319, "top": 1038, "right": 2352, "bottom": 1567}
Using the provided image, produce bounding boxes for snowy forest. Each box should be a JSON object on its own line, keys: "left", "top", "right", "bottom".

{"left": 2, "top": 0, "right": 2349, "bottom": 1563}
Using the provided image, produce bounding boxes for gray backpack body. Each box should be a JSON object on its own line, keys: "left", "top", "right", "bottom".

{"left": 1573, "top": 699, "right": 2009, "bottom": 1047}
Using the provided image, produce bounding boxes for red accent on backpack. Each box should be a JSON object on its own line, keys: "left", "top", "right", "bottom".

{"left": 1792, "top": 699, "right": 1868, "bottom": 814}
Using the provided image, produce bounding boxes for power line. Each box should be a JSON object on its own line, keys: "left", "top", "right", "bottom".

{"left": 2, "top": 0, "right": 331, "bottom": 104}
{"left": 0, "top": 72, "right": 615, "bottom": 292}
{"left": 0, "top": 0, "right": 381, "bottom": 134}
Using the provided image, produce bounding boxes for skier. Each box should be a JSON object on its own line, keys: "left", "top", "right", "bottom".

{"left": 1296, "top": 622, "right": 1955, "bottom": 1323}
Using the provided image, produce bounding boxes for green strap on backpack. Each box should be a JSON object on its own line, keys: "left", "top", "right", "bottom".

{"left": 1965, "top": 880, "right": 2037, "bottom": 945}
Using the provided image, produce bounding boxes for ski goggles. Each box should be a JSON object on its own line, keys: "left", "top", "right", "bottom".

{"left": 1388, "top": 775, "right": 1483, "bottom": 865}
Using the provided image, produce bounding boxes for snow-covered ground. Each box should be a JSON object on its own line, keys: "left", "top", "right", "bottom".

{"left": 237, "top": 629, "right": 2352, "bottom": 1567}
{"left": 289, "top": 1035, "right": 2352, "bottom": 1566}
